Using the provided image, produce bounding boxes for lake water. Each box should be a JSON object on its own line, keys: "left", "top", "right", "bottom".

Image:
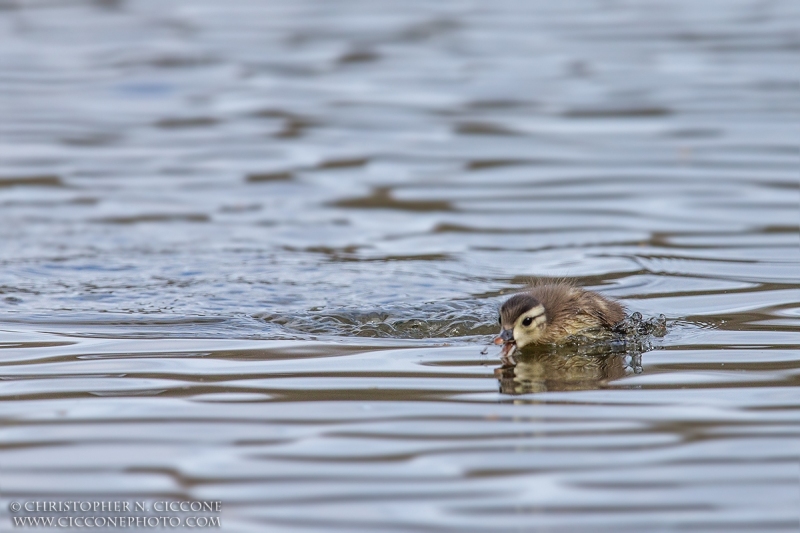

{"left": 1, "top": 0, "right": 799, "bottom": 531}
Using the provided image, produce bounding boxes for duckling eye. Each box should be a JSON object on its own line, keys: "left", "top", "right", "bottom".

{"left": 498, "top": 316, "right": 502, "bottom": 325}
{"left": 522, "top": 317, "right": 533, "bottom": 327}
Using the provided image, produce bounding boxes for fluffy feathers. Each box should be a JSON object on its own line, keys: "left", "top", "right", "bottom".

{"left": 496, "top": 281, "right": 625, "bottom": 362}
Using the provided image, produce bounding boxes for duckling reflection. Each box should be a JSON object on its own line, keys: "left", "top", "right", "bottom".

{"left": 494, "top": 346, "right": 640, "bottom": 394}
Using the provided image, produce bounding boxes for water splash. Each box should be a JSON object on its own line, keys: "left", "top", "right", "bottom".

{"left": 613, "top": 311, "right": 668, "bottom": 338}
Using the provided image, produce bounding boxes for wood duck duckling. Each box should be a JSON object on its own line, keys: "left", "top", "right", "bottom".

{"left": 494, "top": 281, "right": 625, "bottom": 365}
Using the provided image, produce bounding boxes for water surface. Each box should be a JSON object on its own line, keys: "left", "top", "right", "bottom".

{"left": 1, "top": 0, "right": 799, "bottom": 531}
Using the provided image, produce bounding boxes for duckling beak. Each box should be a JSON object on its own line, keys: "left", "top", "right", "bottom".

{"left": 493, "top": 328, "right": 516, "bottom": 358}
{"left": 494, "top": 328, "right": 514, "bottom": 344}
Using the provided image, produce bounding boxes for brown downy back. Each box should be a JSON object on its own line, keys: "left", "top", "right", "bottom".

{"left": 533, "top": 282, "right": 624, "bottom": 329}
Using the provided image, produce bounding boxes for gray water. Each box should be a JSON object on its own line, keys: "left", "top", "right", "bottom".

{"left": 1, "top": 0, "right": 799, "bottom": 531}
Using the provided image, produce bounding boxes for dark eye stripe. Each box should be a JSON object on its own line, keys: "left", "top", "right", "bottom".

{"left": 521, "top": 312, "right": 545, "bottom": 326}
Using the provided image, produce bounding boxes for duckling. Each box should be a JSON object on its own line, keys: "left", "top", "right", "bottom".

{"left": 494, "top": 281, "right": 625, "bottom": 364}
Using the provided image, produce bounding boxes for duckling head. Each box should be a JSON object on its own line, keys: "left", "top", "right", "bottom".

{"left": 494, "top": 294, "right": 547, "bottom": 357}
